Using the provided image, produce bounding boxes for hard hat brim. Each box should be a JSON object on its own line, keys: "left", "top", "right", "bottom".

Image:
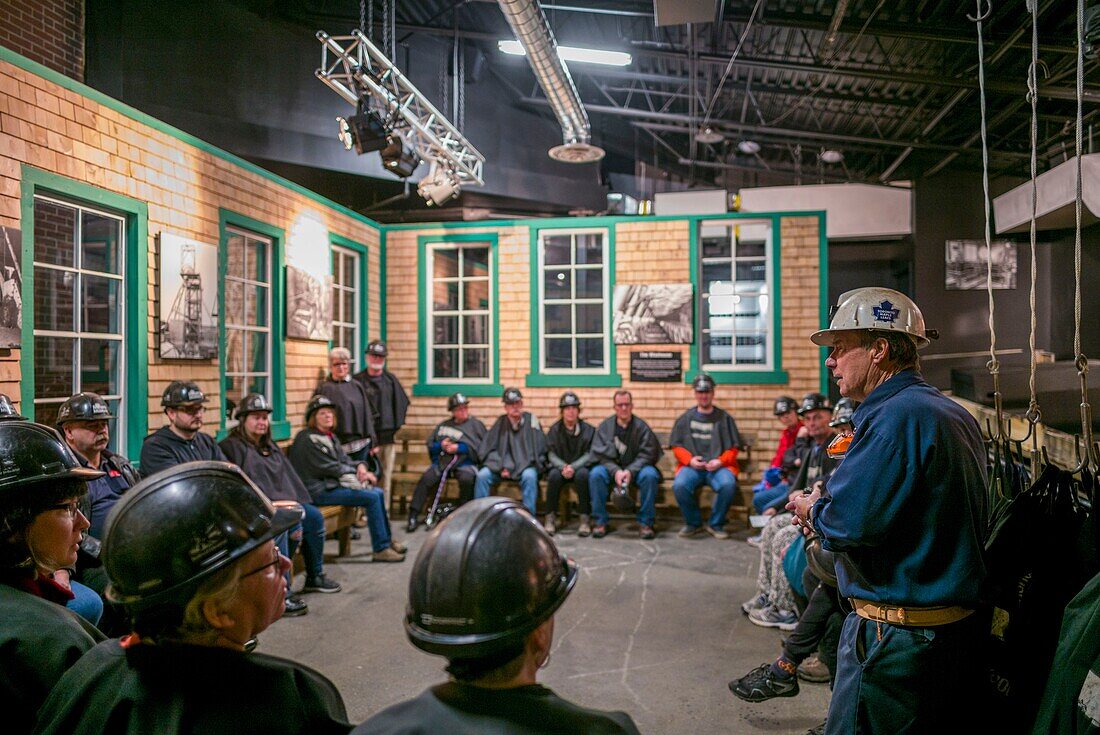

{"left": 809, "top": 326, "right": 931, "bottom": 349}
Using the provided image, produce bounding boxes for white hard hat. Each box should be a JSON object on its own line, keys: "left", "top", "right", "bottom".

{"left": 810, "top": 287, "right": 932, "bottom": 349}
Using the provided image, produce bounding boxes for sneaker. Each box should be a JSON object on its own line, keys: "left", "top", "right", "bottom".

{"left": 806, "top": 720, "right": 827, "bottom": 735}
{"left": 302, "top": 574, "right": 342, "bottom": 594}
{"left": 373, "top": 547, "right": 406, "bottom": 563}
{"left": 748, "top": 607, "right": 799, "bottom": 631}
{"left": 728, "top": 663, "right": 800, "bottom": 703}
{"left": 577, "top": 515, "right": 592, "bottom": 537}
{"left": 740, "top": 593, "right": 769, "bottom": 616}
{"left": 678, "top": 525, "right": 704, "bottom": 538}
{"left": 639, "top": 525, "right": 656, "bottom": 540}
{"left": 283, "top": 596, "right": 309, "bottom": 617}
{"left": 406, "top": 515, "right": 420, "bottom": 533}
{"left": 390, "top": 540, "right": 408, "bottom": 554}
{"left": 797, "top": 653, "right": 830, "bottom": 683}
{"left": 705, "top": 525, "right": 730, "bottom": 540}
{"left": 592, "top": 524, "right": 607, "bottom": 539}
{"left": 543, "top": 513, "right": 557, "bottom": 536}
{"left": 746, "top": 533, "right": 763, "bottom": 548}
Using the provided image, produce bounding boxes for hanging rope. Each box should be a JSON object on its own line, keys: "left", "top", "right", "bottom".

{"left": 1024, "top": 0, "right": 1042, "bottom": 430}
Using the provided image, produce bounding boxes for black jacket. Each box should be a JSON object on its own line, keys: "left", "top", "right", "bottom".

{"left": 669, "top": 406, "right": 742, "bottom": 460}
{"left": 353, "top": 369, "right": 410, "bottom": 445}
{"left": 478, "top": 413, "right": 548, "bottom": 476}
{"left": 591, "top": 415, "right": 663, "bottom": 478}
{"left": 34, "top": 639, "right": 352, "bottom": 735}
{"left": 427, "top": 417, "right": 487, "bottom": 469}
{"left": 139, "top": 426, "right": 227, "bottom": 477}
{"left": 545, "top": 419, "right": 597, "bottom": 470}
{"left": 288, "top": 428, "right": 362, "bottom": 501}
{"left": 317, "top": 377, "right": 378, "bottom": 446}
{"left": 219, "top": 434, "right": 312, "bottom": 505}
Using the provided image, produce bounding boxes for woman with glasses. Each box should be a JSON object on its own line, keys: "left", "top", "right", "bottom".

{"left": 35, "top": 461, "right": 353, "bottom": 735}
{"left": 0, "top": 420, "right": 106, "bottom": 734}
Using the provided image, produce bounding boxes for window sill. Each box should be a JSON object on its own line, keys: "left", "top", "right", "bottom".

{"left": 413, "top": 382, "right": 504, "bottom": 397}
{"left": 525, "top": 373, "right": 622, "bottom": 388}
{"left": 686, "top": 369, "right": 790, "bottom": 385}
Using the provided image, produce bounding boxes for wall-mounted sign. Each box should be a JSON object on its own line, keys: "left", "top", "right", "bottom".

{"left": 630, "top": 351, "right": 682, "bottom": 382}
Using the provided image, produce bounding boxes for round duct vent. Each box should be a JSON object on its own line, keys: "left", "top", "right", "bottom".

{"left": 549, "top": 142, "right": 606, "bottom": 163}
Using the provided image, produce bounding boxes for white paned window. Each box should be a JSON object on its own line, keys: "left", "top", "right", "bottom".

{"left": 699, "top": 219, "right": 773, "bottom": 369}
{"left": 428, "top": 242, "right": 491, "bottom": 382}
{"left": 224, "top": 227, "right": 272, "bottom": 424}
{"left": 538, "top": 228, "right": 609, "bottom": 372}
{"left": 331, "top": 245, "right": 360, "bottom": 370}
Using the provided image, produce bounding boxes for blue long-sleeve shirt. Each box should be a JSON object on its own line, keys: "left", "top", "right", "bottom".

{"left": 812, "top": 370, "right": 989, "bottom": 607}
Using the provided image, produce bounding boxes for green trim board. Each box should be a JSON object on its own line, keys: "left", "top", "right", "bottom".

{"left": 328, "top": 232, "right": 370, "bottom": 361}
{"left": 0, "top": 45, "right": 384, "bottom": 233}
{"left": 817, "top": 214, "right": 831, "bottom": 395}
{"left": 525, "top": 223, "right": 621, "bottom": 388}
{"left": 217, "top": 209, "right": 289, "bottom": 441}
{"left": 379, "top": 228, "right": 387, "bottom": 342}
{"left": 413, "top": 231, "right": 502, "bottom": 397}
{"left": 382, "top": 211, "right": 829, "bottom": 232}
{"left": 18, "top": 165, "right": 150, "bottom": 459}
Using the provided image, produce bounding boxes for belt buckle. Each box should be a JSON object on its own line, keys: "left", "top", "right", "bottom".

{"left": 895, "top": 606, "right": 907, "bottom": 625}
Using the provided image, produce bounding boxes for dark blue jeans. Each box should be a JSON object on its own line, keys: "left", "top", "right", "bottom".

{"left": 589, "top": 465, "right": 659, "bottom": 527}
{"left": 314, "top": 485, "right": 392, "bottom": 552}
{"left": 275, "top": 503, "right": 326, "bottom": 587}
{"left": 671, "top": 466, "right": 737, "bottom": 529}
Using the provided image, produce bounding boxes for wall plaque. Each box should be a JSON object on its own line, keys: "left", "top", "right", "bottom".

{"left": 630, "top": 351, "right": 682, "bottom": 382}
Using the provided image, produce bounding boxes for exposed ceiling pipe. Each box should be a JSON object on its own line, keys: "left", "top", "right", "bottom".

{"left": 496, "top": 0, "right": 605, "bottom": 162}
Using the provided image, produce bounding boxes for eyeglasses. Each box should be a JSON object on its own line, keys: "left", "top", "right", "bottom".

{"left": 614, "top": 402, "right": 632, "bottom": 409}
{"left": 241, "top": 549, "right": 284, "bottom": 579}
{"left": 331, "top": 361, "right": 350, "bottom": 367}
{"left": 47, "top": 501, "right": 85, "bottom": 520}
{"left": 174, "top": 405, "right": 205, "bottom": 415}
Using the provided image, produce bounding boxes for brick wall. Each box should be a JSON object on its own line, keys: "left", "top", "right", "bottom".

{"left": 385, "top": 215, "right": 825, "bottom": 477}
{"left": 0, "top": 53, "right": 382, "bottom": 444}
{"left": 0, "top": 0, "right": 84, "bottom": 81}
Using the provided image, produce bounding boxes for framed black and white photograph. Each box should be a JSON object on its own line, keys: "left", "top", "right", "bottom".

{"left": 945, "top": 239, "right": 1017, "bottom": 290}
{"left": 613, "top": 284, "right": 694, "bottom": 344}
{"left": 0, "top": 226, "right": 21, "bottom": 348}
{"left": 158, "top": 232, "right": 218, "bottom": 359}
{"left": 286, "top": 212, "right": 333, "bottom": 341}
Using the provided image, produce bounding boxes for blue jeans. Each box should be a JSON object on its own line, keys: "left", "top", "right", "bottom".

{"left": 67, "top": 580, "right": 103, "bottom": 626}
{"left": 672, "top": 467, "right": 737, "bottom": 529}
{"left": 314, "top": 485, "right": 392, "bottom": 552}
{"left": 475, "top": 466, "right": 539, "bottom": 514}
{"left": 589, "top": 465, "right": 659, "bottom": 527}
{"left": 752, "top": 481, "right": 790, "bottom": 513}
{"left": 275, "top": 503, "right": 326, "bottom": 588}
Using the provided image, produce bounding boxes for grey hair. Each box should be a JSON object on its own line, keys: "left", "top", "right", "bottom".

{"left": 329, "top": 347, "right": 352, "bottom": 362}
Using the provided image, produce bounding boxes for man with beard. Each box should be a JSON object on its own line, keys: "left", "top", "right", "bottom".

{"left": 354, "top": 340, "right": 409, "bottom": 512}
{"left": 474, "top": 388, "right": 547, "bottom": 515}
{"left": 139, "top": 381, "right": 227, "bottom": 475}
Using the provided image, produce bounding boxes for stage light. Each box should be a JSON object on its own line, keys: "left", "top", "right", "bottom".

{"left": 379, "top": 134, "right": 422, "bottom": 178}
{"left": 336, "top": 103, "right": 389, "bottom": 154}
{"left": 819, "top": 149, "right": 844, "bottom": 164}
{"left": 417, "top": 161, "right": 460, "bottom": 206}
{"left": 695, "top": 126, "right": 724, "bottom": 144}
{"left": 498, "top": 40, "right": 631, "bottom": 67}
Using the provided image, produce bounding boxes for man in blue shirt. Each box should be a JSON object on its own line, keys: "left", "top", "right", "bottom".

{"left": 789, "top": 287, "right": 989, "bottom": 734}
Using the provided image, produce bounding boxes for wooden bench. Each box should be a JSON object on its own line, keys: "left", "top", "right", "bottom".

{"left": 390, "top": 425, "right": 756, "bottom": 528}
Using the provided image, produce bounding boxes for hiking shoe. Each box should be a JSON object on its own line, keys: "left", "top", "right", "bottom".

{"left": 639, "top": 525, "right": 656, "bottom": 540}
{"left": 740, "top": 593, "right": 769, "bottom": 616}
{"left": 746, "top": 533, "right": 763, "bottom": 548}
{"left": 283, "top": 596, "right": 309, "bottom": 617}
{"left": 543, "top": 513, "right": 557, "bottom": 536}
{"left": 592, "top": 524, "right": 607, "bottom": 539}
{"left": 806, "top": 720, "right": 827, "bottom": 735}
{"left": 705, "top": 525, "right": 730, "bottom": 540}
{"left": 728, "top": 663, "right": 799, "bottom": 703}
{"left": 302, "top": 575, "right": 342, "bottom": 594}
{"left": 373, "top": 547, "right": 405, "bottom": 563}
{"left": 678, "top": 525, "right": 704, "bottom": 538}
{"left": 577, "top": 515, "right": 592, "bottom": 537}
{"left": 390, "top": 540, "right": 408, "bottom": 554}
{"left": 748, "top": 607, "right": 799, "bottom": 631}
{"left": 797, "top": 653, "right": 830, "bottom": 683}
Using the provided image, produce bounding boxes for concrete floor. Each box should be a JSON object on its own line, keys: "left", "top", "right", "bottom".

{"left": 262, "top": 520, "right": 831, "bottom": 734}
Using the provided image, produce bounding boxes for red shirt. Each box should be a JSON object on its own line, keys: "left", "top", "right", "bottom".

{"left": 771, "top": 422, "right": 803, "bottom": 468}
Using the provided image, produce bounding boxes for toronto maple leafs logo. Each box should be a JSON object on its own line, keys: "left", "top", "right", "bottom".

{"left": 871, "top": 300, "right": 900, "bottom": 323}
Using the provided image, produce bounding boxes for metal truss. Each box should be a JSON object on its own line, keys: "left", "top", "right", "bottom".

{"left": 316, "top": 29, "right": 485, "bottom": 186}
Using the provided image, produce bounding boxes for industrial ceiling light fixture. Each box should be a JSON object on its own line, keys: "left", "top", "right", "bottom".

{"left": 695, "top": 126, "right": 724, "bottom": 144}
{"left": 737, "top": 140, "right": 761, "bottom": 155}
{"left": 497, "top": 40, "right": 632, "bottom": 66}
{"left": 379, "top": 134, "right": 422, "bottom": 178}
{"left": 819, "top": 149, "right": 845, "bottom": 164}
{"left": 336, "top": 99, "right": 390, "bottom": 154}
{"left": 417, "top": 160, "right": 461, "bottom": 206}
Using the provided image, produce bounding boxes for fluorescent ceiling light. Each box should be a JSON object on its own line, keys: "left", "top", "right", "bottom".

{"left": 737, "top": 140, "right": 761, "bottom": 155}
{"left": 498, "top": 40, "right": 631, "bottom": 67}
{"left": 819, "top": 149, "right": 844, "bottom": 164}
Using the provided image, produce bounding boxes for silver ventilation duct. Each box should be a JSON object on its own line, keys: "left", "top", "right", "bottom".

{"left": 497, "top": 0, "right": 605, "bottom": 163}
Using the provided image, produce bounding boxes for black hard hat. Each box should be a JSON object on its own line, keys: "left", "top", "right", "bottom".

{"left": 773, "top": 396, "right": 798, "bottom": 416}
{"left": 558, "top": 391, "right": 581, "bottom": 409}
{"left": 0, "top": 394, "right": 26, "bottom": 421}
{"left": 56, "top": 392, "right": 115, "bottom": 426}
{"left": 366, "top": 340, "right": 388, "bottom": 357}
{"left": 234, "top": 392, "right": 273, "bottom": 420}
{"left": 502, "top": 387, "right": 523, "bottom": 404}
{"left": 692, "top": 373, "right": 716, "bottom": 392}
{"left": 797, "top": 392, "right": 832, "bottom": 415}
{"left": 830, "top": 397, "right": 857, "bottom": 427}
{"left": 405, "top": 497, "right": 578, "bottom": 660}
{"left": 447, "top": 392, "right": 470, "bottom": 411}
{"left": 0, "top": 421, "right": 103, "bottom": 491}
{"left": 161, "top": 381, "right": 206, "bottom": 408}
{"left": 305, "top": 394, "right": 336, "bottom": 423}
{"left": 102, "top": 461, "right": 298, "bottom": 613}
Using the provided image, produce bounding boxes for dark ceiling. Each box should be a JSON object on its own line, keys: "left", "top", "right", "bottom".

{"left": 273, "top": 0, "right": 1100, "bottom": 192}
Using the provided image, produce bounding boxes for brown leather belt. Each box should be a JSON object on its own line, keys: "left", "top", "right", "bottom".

{"left": 850, "top": 598, "right": 974, "bottom": 627}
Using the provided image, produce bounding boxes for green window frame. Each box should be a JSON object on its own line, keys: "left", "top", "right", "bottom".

{"left": 19, "top": 165, "right": 149, "bottom": 459}
{"left": 329, "top": 233, "right": 370, "bottom": 370}
{"left": 527, "top": 224, "right": 620, "bottom": 388}
{"left": 414, "top": 232, "right": 501, "bottom": 397}
{"left": 217, "top": 209, "right": 288, "bottom": 440}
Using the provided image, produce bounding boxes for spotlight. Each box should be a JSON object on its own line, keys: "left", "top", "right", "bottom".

{"left": 695, "top": 126, "right": 724, "bottom": 144}
{"left": 417, "top": 161, "right": 460, "bottom": 206}
{"left": 336, "top": 104, "right": 389, "bottom": 154}
{"left": 819, "top": 149, "right": 844, "bottom": 164}
{"left": 737, "top": 140, "right": 761, "bottom": 155}
{"left": 379, "top": 134, "right": 422, "bottom": 178}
